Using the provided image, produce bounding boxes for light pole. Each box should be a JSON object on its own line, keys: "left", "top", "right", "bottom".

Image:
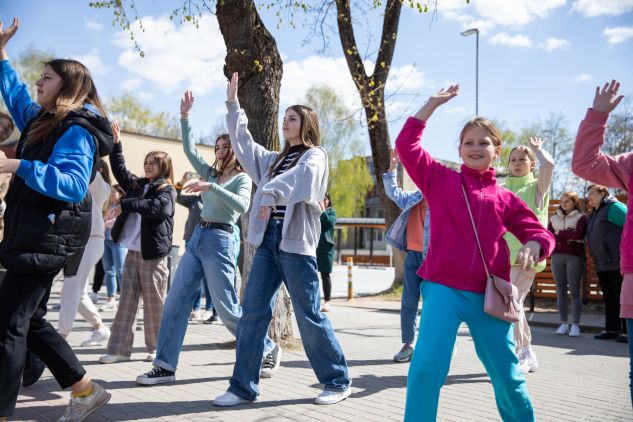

{"left": 460, "top": 28, "right": 479, "bottom": 116}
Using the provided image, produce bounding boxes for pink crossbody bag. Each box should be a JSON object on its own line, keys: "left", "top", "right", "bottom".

{"left": 461, "top": 183, "right": 520, "bottom": 323}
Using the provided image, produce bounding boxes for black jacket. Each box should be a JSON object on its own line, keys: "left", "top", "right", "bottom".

{"left": 587, "top": 195, "right": 623, "bottom": 272}
{"left": 109, "top": 142, "right": 176, "bottom": 259}
{"left": 0, "top": 108, "right": 114, "bottom": 275}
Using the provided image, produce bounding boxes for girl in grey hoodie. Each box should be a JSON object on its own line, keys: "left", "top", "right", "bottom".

{"left": 213, "top": 72, "right": 351, "bottom": 407}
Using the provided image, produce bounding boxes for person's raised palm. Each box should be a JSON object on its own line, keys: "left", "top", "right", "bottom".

{"left": 528, "top": 137, "right": 544, "bottom": 152}
{"left": 593, "top": 80, "right": 624, "bottom": 114}
{"left": 111, "top": 121, "right": 120, "bottom": 144}
{"left": 180, "top": 90, "right": 194, "bottom": 116}
{"left": 227, "top": 72, "right": 239, "bottom": 102}
{"left": 427, "top": 85, "right": 459, "bottom": 108}
{"left": 0, "top": 18, "right": 19, "bottom": 50}
{"left": 389, "top": 149, "right": 400, "bottom": 172}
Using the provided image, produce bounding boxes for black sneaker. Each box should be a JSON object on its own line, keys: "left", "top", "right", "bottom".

{"left": 203, "top": 310, "right": 219, "bottom": 324}
{"left": 135, "top": 366, "right": 176, "bottom": 385}
{"left": 22, "top": 350, "right": 45, "bottom": 387}
{"left": 615, "top": 334, "right": 629, "bottom": 343}
{"left": 260, "top": 344, "right": 282, "bottom": 378}
{"left": 594, "top": 331, "right": 619, "bottom": 340}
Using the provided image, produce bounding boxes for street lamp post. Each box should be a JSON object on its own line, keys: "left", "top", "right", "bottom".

{"left": 460, "top": 28, "right": 479, "bottom": 116}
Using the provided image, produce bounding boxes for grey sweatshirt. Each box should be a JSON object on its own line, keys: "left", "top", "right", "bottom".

{"left": 225, "top": 100, "right": 328, "bottom": 256}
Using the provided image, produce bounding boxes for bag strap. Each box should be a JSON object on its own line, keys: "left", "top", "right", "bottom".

{"left": 460, "top": 182, "right": 492, "bottom": 279}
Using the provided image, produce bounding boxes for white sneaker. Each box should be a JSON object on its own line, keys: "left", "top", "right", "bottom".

{"left": 555, "top": 323, "right": 570, "bottom": 335}
{"left": 99, "top": 301, "right": 118, "bottom": 312}
{"left": 569, "top": 324, "right": 581, "bottom": 337}
{"left": 190, "top": 310, "right": 203, "bottom": 321}
{"left": 518, "top": 358, "right": 530, "bottom": 375}
{"left": 314, "top": 387, "right": 351, "bottom": 405}
{"left": 80, "top": 327, "right": 111, "bottom": 347}
{"left": 522, "top": 346, "right": 538, "bottom": 372}
{"left": 57, "top": 382, "right": 110, "bottom": 421}
{"left": 213, "top": 391, "right": 256, "bottom": 407}
{"left": 99, "top": 354, "right": 130, "bottom": 364}
{"left": 260, "top": 344, "right": 282, "bottom": 378}
{"left": 145, "top": 353, "right": 156, "bottom": 362}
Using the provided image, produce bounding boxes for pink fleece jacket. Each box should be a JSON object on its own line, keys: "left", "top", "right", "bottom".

{"left": 572, "top": 108, "right": 633, "bottom": 318}
{"left": 395, "top": 117, "right": 555, "bottom": 294}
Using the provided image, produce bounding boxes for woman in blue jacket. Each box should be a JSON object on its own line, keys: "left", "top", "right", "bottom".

{"left": 0, "top": 18, "right": 113, "bottom": 422}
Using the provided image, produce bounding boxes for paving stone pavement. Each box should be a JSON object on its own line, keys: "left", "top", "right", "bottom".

{"left": 12, "top": 287, "right": 632, "bottom": 422}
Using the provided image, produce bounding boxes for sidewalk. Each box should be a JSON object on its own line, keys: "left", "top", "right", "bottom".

{"left": 13, "top": 281, "right": 631, "bottom": 422}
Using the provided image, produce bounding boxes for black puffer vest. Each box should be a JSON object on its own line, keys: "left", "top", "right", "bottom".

{"left": 587, "top": 195, "right": 624, "bottom": 272}
{"left": 0, "top": 108, "right": 114, "bottom": 275}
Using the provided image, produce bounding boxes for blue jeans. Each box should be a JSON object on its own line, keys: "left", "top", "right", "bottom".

{"left": 154, "top": 225, "right": 274, "bottom": 372}
{"left": 101, "top": 238, "right": 128, "bottom": 297}
{"left": 405, "top": 281, "right": 534, "bottom": 422}
{"left": 228, "top": 219, "right": 350, "bottom": 400}
{"left": 628, "top": 318, "right": 633, "bottom": 410}
{"left": 401, "top": 251, "right": 424, "bottom": 344}
{"left": 187, "top": 238, "right": 213, "bottom": 312}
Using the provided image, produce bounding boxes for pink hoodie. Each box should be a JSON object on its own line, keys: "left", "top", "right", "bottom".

{"left": 395, "top": 117, "right": 555, "bottom": 293}
{"left": 572, "top": 108, "right": 633, "bottom": 318}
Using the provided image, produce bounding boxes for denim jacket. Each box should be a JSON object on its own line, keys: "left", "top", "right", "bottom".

{"left": 382, "top": 171, "right": 430, "bottom": 253}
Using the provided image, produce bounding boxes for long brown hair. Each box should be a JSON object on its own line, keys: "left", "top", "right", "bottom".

{"left": 28, "top": 59, "right": 107, "bottom": 145}
{"left": 146, "top": 151, "right": 174, "bottom": 188}
{"left": 212, "top": 134, "right": 243, "bottom": 177}
{"left": 268, "top": 105, "right": 321, "bottom": 177}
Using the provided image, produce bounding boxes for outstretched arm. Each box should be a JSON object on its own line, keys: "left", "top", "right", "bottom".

{"left": 572, "top": 80, "right": 632, "bottom": 190}
{"left": 529, "top": 137, "right": 555, "bottom": 209}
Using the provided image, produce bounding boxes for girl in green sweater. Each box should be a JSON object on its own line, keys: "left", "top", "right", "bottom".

{"left": 503, "top": 137, "right": 555, "bottom": 375}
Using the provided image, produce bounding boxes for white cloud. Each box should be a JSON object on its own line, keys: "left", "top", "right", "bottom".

{"left": 280, "top": 56, "right": 433, "bottom": 116}
{"left": 539, "top": 37, "right": 571, "bottom": 51}
{"left": 572, "top": 0, "right": 633, "bottom": 17}
{"left": 73, "top": 49, "right": 110, "bottom": 76}
{"left": 443, "top": 106, "right": 471, "bottom": 115}
{"left": 121, "top": 78, "right": 142, "bottom": 91}
{"left": 489, "top": 32, "right": 532, "bottom": 48}
{"left": 567, "top": 73, "right": 593, "bottom": 83}
{"left": 112, "top": 15, "right": 226, "bottom": 95}
{"left": 604, "top": 26, "right": 633, "bottom": 45}
{"left": 439, "top": 0, "right": 566, "bottom": 30}
{"left": 85, "top": 20, "right": 104, "bottom": 31}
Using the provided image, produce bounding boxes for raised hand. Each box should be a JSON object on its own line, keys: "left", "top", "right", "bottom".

{"left": 389, "top": 149, "right": 400, "bottom": 172}
{"left": 426, "top": 85, "right": 460, "bottom": 108}
{"left": 183, "top": 181, "right": 213, "bottom": 193}
{"left": 0, "top": 18, "right": 19, "bottom": 51}
{"left": 593, "top": 80, "right": 624, "bottom": 114}
{"left": 516, "top": 240, "right": 541, "bottom": 270}
{"left": 227, "top": 72, "right": 239, "bottom": 102}
{"left": 111, "top": 121, "right": 120, "bottom": 143}
{"left": 414, "top": 84, "right": 460, "bottom": 122}
{"left": 180, "top": 90, "right": 194, "bottom": 117}
{"left": 528, "top": 137, "right": 544, "bottom": 152}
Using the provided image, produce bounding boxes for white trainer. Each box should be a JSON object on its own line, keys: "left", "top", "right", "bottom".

{"left": 523, "top": 346, "right": 539, "bottom": 372}
{"left": 57, "top": 382, "right": 110, "bottom": 421}
{"left": 80, "top": 327, "right": 111, "bottom": 347}
{"left": 99, "top": 354, "right": 130, "bottom": 364}
{"left": 314, "top": 387, "right": 351, "bottom": 405}
{"left": 569, "top": 324, "right": 581, "bottom": 337}
{"left": 213, "top": 391, "right": 255, "bottom": 407}
{"left": 555, "top": 323, "right": 570, "bottom": 335}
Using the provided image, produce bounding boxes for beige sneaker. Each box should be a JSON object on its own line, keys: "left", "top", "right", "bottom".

{"left": 57, "top": 382, "right": 110, "bottom": 421}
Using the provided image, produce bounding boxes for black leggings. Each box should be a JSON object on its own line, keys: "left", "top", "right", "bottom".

{"left": 597, "top": 270, "right": 627, "bottom": 333}
{"left": 321, "top": 272, "right": 332, "bottom": 302}
{"left": 0, "top": 271, "right": 86, "bottom": 416}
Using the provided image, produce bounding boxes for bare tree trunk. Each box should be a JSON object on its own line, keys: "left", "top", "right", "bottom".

{"left": 217, "top": 0, "right": 294, "bottom": 341}
{"left": 335, "top": 0, "right": 405, "bottom": 288}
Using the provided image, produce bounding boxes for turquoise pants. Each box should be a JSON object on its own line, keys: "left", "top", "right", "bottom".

{"left": 405, "top": 281, "right": 535, "bottom": 422}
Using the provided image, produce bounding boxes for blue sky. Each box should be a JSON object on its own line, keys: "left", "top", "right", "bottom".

{"left": 2, "top": 0, "right": 633, "bottom": 163}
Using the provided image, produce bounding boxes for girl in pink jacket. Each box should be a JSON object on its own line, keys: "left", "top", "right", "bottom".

{"left": 396, "top": 85, "right": 555, "bottom": 422}
{"left": 571, "top": 79, "right": 633, "bottom": 409}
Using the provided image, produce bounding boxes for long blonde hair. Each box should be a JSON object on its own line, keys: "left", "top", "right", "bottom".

{"left": 268, "top": 105, "right": 320, "bottom": 177}
{"left": 28, "top": 59, "right": 106, "bottom": 145}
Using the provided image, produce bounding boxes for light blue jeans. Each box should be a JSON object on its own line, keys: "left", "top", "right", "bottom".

{"left": 101, "top": 238, "right": 128, "bottom": 297}
{"left": 405, "top": 281, "right": 534, "bottom": 422}
{"left": 401, "top": 251, "right": 424, "bottom": 344}
{"left": 228, "top": 218, "right": 351, "bottom": 400}
{"left": 153, "top": 224, "right": 274, "bottom": 372}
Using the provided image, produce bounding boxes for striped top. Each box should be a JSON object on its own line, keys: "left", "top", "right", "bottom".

{"left": 271, "top": 145, "right": 306, "bottom": 218}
